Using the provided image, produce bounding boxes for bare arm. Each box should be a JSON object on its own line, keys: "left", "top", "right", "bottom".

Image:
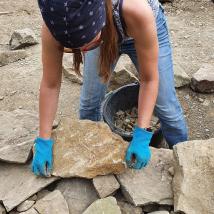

{"left": 123, "top": 0, "right": 159, "bottom": 129}
{"left": 39, "top": 22, "right": 64, "bottom": 139}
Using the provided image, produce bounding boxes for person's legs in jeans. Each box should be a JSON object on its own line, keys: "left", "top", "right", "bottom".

{"left": 79, "top": 47, "right": 119, "bottom": 121}
{"left": 119, "top": 6, "right": 188, "bottom": 147}
{"left": 79, "top": 47, "right": 107, "bottom": 121}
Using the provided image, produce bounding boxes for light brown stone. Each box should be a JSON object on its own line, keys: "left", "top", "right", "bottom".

{"left": 51, "top": 118, "right": 128, "bottom": 178}
{"left": 173, "top": 138, "right": 214, "bottom": 214}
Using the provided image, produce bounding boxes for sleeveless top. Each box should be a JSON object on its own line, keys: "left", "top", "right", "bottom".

{"left": 112, "top": 0, "right": 160, "bottom": 43}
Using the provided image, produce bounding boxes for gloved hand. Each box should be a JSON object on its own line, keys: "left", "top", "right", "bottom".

{"left": 31, "top": 137, "right": 54, "bottom": 177}
{"left": 125, "top": 126, "right": 153, "bottom": 169}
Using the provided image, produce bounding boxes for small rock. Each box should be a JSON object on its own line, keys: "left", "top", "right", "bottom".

{"left": 191, "top": 64, "right": 214, "bottom": 93}
{"left": 10, "top": 90, "right": 17, "bottom": 96}
{"left": 202, "top": 99, "right": 210, "bottom": 106}
{"left": 168, "top": 167, "right": 174, "bottom": 176}
{"left": 17, "top": 200, "right": 35, "bottom": 212}
{"left": 9, "top": 28, "right": 38, "bottom": 50}
{"left": 205, "top": 129, "right": 209, "bottom": 132}
{"left": 0, "top": 50, "right": 27, "bottom": 66}
{"left": 93, "top": 175, "right": 120, "bottom": 198}
{"left": 184, "top": 95, "right": 190, "bottom": 100}
{"left": 34, "top": 190, "right": 69, "bottom": 214}
{"left": 52, "top": 118, "right": 60, "bottom": 129}
{"left": 198, "top": 98, "right": 204, "bottom": 103}
{"left": 0, "top": 96, "right": 4, "bottom": 101}
{"left": 82, "top": 196, "right": 121, "bottom": 214}
{"left": 18, "top": 106, "right": 23, "bottom": 109}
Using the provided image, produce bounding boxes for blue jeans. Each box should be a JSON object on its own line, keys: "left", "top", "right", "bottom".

{"left": 79, "top": 5, "right": 188, "bottom": 147}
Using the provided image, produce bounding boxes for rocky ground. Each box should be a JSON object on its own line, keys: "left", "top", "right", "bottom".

{"left": 0, "top": 0, "right": 214, "bottom": 213}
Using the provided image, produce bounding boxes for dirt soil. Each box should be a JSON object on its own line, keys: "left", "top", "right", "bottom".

{"left": 0, "top": 0, "right": 213, "bottom": 141}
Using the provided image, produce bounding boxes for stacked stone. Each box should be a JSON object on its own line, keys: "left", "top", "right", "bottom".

{"left": 0, "top": 112, "right": 213, "bottom": 214}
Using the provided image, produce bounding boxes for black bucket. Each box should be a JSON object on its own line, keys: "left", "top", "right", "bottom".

{"left": 102, "top": 82, "right": 163, "bottom": 147}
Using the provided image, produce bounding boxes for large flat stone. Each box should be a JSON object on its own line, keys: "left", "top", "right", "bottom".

{"left": 82, "top": 197, "right": 121, "bottom": 214}
{"left": 0, "top": 163, "right": 59, "bottom": 212}
{"left": 51, "top": 118, "right": 128, "bottom": 178}
{"left": 0, "top": 50, "right": 27, "bottom": 67}
{"left": 0, "top": 110, "right": 38, "bottom": 163}
{"left": 0, "top": 109, "right": 39, "bottom": 163}
{"left": 116, "top": 147, "right": 174, "bottom": 206}
{"left": 173, "top": 138, "right": 214, "bottom": 214}
{"left": 56, "top": 178, "right": 99, "bottom": 214}
{"left": 34, "top": 190, "right": 69, "bottom": 214}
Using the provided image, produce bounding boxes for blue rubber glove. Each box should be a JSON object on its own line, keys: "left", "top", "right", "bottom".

{"left": 31, "top": 137, "right": 54, "bottom": 177}
{"left": 125, "top": 126, "right": 153, "bottom": 169}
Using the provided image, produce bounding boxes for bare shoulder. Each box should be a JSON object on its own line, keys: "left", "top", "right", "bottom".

{"left": 122, "top": 0, "right": 155, "bottom": 37}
